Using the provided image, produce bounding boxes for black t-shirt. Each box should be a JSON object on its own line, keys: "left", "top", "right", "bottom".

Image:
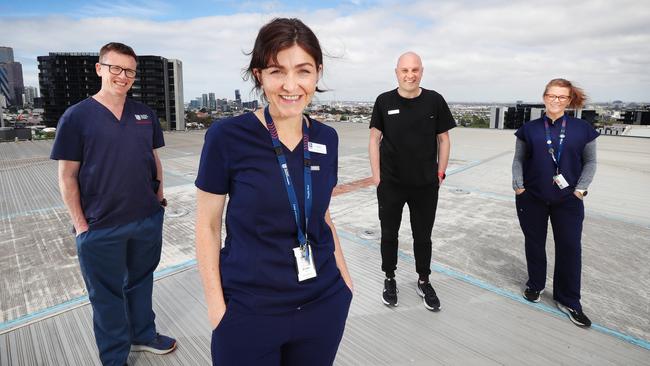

{"left": 370, "top": 88, "right": 456, "bottom": 186}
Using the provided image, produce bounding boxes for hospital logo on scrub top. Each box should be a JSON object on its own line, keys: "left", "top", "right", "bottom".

{"left": 134, "top": 114, "right": 151, "bottom": 124}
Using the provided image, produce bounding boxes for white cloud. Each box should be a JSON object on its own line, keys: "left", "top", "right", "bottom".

{"left": 2, "top": 0, "right": 649, "bottom": 103}
{"left": 76, "top": 0, "right": 174, "bottom": 19}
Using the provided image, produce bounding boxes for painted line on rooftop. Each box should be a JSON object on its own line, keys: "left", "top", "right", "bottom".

{"left": 336, "top": 230, "right": 650, "bottom": 351}
{"left": 3, "top": 230, "right": 649, "bottom": 351}
{"left": 446, "top": 150, "right": 514, "bottom": 176}
{"left": 0, "top": 258, "right": 197, "bottom": 334}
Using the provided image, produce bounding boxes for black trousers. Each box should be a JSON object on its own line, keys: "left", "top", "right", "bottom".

{"left": 377, "top": 181, "right": 439, "bottom": 277}
{"left": 516, "top": 191, "right": 584, "bottom": 310}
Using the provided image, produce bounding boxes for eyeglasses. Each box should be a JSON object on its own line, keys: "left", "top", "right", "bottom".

{"left": 100, "top": 63, "right": 137, "bottom": 78}
{"left": 544, "top": 94, "right": 571, "bottom": 102}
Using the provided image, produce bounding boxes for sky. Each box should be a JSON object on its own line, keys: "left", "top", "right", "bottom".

{"left": 1, "top": 0, "right": 649, "bottom": 103}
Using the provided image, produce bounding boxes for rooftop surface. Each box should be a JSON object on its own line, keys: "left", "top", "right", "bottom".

{"left": 1, "top": 123, "right": 649, "bottom": 365}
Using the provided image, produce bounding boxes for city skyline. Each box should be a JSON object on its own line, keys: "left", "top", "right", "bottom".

{"left": 2, "top": 0, "right": 649, "bottom": 103}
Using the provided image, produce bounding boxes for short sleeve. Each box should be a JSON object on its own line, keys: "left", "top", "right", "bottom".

{"left": 151, "top": 110, "right": 165, "bottom": 149}
{"left": 195, "top": 123, "right": 230, "bottom": 194}
{"left": 369, "top": 95, "right": 384, "bottom": 131}
{"left": 435, "top": 94, "right": 456, "bottom": 134}
{"left": 50, "top": 107, "right": 83, "bottom": 161}
{"left": 514, "top": 125, "right": 526, "bottom": 142}
{"left": 585, "top": 123, "right": 600, "bottom": 143}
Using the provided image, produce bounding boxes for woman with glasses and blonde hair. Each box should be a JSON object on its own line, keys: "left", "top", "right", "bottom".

{"left": 512, "top": 78, "right": 599, "bottom": 327}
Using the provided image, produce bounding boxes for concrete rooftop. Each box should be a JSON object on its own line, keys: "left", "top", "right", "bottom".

{"left": 0, "top": 123, "right": 649, "bottom": 365}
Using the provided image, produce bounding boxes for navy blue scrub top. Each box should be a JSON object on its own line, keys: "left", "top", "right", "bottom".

{"left": 50, "top": 97, "right": 165, "bottom": 230}
{"left": 195, "top": 112, "right": 345, "bottom": 315}
{"left": 515, "top": 114, "right": 599, "bottom": 203}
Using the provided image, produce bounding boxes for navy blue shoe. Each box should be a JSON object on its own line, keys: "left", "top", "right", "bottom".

{"left": 131, "top": 333, "right": 177, "bottom": 354}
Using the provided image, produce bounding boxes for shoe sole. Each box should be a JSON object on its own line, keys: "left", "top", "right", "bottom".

{"left": 381, "top": 294, "right": 398, "bottom": 307}
{"left": 131, "top": 342, "right": 177, "bottom": 355}
{"left": 415, "top": 284, "right": 441, "bottom": 311}
{"left": 523, "top": 288, "right": 544, "bottom": 303}
{"left": 556, "top": 302, "right": 590, "bottom": 327}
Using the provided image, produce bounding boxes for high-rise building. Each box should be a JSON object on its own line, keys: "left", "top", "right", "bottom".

{"left": 0, "top": 46, "right": 24, "bottom": 106}
{"left": 202, "top": 93, "right": 208, "bottom": 109}
{"left": 208, "top": 92, "right": 216, "bottom": 110}
{"left": 235, "top": 89, "right": 241, "bottom": 106}
{"left": 0, "top": 68, "right": 10, "bottom": 107}
{"left": 38, "top": 52, "right": 185, "bottom": 130}
{"left": 23, "top": 86, "right": 39, "bottom": 106}
{"left": 0, "top": 47, "right": 14, "bottom": 63}
{"left": 168, "top": 59, "right": 185, "bottom": 130}
{"left": 38, "top": 53, "right": 99, "bottom": 126}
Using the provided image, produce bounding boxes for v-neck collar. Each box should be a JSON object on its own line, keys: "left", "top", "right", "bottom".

{"left": 90, "top": 96, "right": 129, "bottom": 124}
{"left": 251, "top": 111, "right": 308, "bottom": 153}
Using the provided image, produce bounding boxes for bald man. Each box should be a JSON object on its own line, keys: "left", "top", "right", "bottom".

{"left": 369, "top": 52, "right": 456, "bottom": 311}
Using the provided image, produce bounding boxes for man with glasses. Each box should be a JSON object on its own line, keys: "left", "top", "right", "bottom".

{"left": 51, "top": 42, "right": 176, "bottom": 365}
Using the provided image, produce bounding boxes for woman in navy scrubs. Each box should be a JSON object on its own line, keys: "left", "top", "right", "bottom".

{"left": 512, "top": 78, "right": 598, "bottom": 327}
{"left": 195, "top": 18, "right": 353, "bottom": 365}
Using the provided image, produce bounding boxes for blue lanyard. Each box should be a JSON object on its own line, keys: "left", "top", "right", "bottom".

{"left": 263, "top": 106, "right": 312, "bottom": 259}
{"left": 544, "top": 114, "right": 567, "bottom": 174}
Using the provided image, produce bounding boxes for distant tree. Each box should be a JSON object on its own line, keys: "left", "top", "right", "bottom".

{"left": 199, "top": 117, "right": 215, "bottom": 128}
{"left": 186, "top": 110, "right": 198, "bottom": 123}
{"left": 470, "top": 115, "right": 489, "bottom": 128}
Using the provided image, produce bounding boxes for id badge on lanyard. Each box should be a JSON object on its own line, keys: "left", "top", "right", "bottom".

{"left": 264, "top": 107, "right": 317, "bottom": 282}
{"left": 545, "top": 116, "right": 569, "bottom": 190}
{"left": 293, "top": 245, "right": 317, "bottom": 281}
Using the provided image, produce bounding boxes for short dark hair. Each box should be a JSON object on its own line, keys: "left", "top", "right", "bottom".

{"left": 99, "top": 42, "right": 137, "bottom": 63}
{"left": 245, "top": 18, "right": 324, "bottom": 94}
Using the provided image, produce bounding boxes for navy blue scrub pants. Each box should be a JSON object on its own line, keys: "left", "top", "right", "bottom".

{"left": 211, "top": 285, "right": 352, "bottom": 366}
{"left": 75, "top": 208, "right": 164, "bottom": 366}
{"left": 377, "top": 181, "right": 439, "bottom": 278}
{"left": 516, "top": 191, "right": 584, "bottom": 310}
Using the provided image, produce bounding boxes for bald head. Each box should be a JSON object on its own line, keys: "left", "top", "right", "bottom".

{"left": 396, "top": 52, "right": 422, "bottom": 69}
{"left": 395, "top": 52, "right": 423, "bottom": 98}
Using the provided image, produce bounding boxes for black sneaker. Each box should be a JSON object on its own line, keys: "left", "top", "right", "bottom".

{"left": 382, "top": 278, "right": 398, "bottom": 307}
{"left": 416, "top": 281, "right": 441, "bottom": 311}
{"left": 523, "top": 287, "right": 544, "bottom": 303}
{"left": 556, "top": 302, "right": 592, "bottom": 327}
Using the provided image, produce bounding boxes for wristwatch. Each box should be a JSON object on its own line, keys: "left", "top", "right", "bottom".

{"left": 160, "top": 198, "right": 168, "bottom": 207}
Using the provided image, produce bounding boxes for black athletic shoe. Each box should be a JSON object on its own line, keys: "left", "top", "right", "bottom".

{"left": 416, "top": 281, "right": 441, "bottom": 311}
{"left": 382, "top": 278, "right": 398, "bottom": 307}
{"left": 556, "top": 302, "right": 592, "bottom": 327}
{"left": 523, "top": 287, "right": 544, "bottom": 303}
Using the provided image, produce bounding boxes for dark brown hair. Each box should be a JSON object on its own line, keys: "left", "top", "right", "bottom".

{"left": 244, "top": 18, "right": 323, "bottom": 94}
{"left": 544, "top": 78, "right": 587, "bottom": 109}
{"left": 99, "top": 42, "right": 137, "bottom": 63}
